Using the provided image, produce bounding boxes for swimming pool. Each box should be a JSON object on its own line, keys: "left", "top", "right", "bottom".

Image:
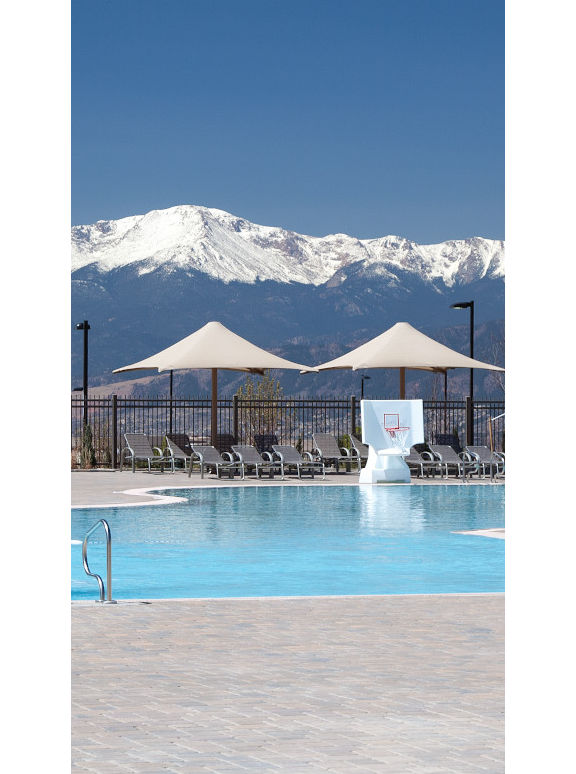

{"left": 71, "top": 485, "right": 504, "bottom": 600}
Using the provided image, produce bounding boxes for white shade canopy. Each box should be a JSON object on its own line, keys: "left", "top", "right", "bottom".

{"left": 310, "top": 322, "right": 504, "bottom": 373}
{"left": 113, "top": 321, "right": 315, "bottom": 374}
{"left": 113, "top": 321, "right": 315, "bottom": 448}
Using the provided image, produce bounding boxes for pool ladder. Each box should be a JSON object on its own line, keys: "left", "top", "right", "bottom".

{"left": 82, "top": 519, "right": 117, "bottom": 604}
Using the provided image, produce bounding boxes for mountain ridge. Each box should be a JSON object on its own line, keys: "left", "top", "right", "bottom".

{"left": 72, "top": 204, "right": 504, "bottom": 288}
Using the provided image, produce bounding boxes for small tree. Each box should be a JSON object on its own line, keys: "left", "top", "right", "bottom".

{"left": 235, "top": 371, "right": 287, "bottom": 443}
{"left": 488, "top": 332, "right": 505, "bottom": 394}
{"left": 80, "top": 424, "right": 97, "bottom": 469}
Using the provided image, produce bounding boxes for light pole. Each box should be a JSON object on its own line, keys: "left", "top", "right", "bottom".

{"left": 75, "top": 320, "right": 90, "bottom": 426}
{"left": 360, "top": 374, "right": 371, "bottom": 400}
{"left": 450, "top": 301, "right": 474, "bottom": 444}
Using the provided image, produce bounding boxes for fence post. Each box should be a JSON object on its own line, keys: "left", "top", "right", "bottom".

{"left": 466, "top": 395, "right": 473, "bottom": 446}
{"left": 233, "top": 394, "right": 239, "bottom": 442}
{"left": 111, "top": 394, "right": 118, "bottom": 469}
{"left": 350, "top": 395, "right": 357, "bottom": 436}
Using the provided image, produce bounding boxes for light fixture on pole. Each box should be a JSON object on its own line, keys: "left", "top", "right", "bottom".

{"left": 75, "top": 320, "right": 91, "bottom": 426}
{"left": 360, "top": 374, "right": 371, "bottom": 400}
{"left": 450, "top": 301, "right": 475, "bottom": 444}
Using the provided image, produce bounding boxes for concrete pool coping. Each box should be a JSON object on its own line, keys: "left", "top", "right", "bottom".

{"left": 455, "top": 528, "right": 505, "bottom": 539}
{"left": 71, "top": 590, "right": 504, "bottom": 606}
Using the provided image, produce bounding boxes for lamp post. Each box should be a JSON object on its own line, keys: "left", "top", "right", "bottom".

{"left": 75, "top": 320, "right": 90, "bottom": 426}
{"left": 360, "top": 374, "right": 371, "bottom": 400}
{"left": 450, "top": 301, "right": 474, "bottom": 444}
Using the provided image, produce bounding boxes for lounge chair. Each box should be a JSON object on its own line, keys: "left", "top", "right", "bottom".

{"left": 349, "top": 435, "right": 369, "bottom": 468}
{"left": 312, "top": 433, "right": 357, "bottom": 472}
{"left": 405, "top": 446, "right": 443, "bottom": 478}
{"left": 214, "top": 433, "right": 237, "bottom": 454}
{"left": 188, "top": 445, "right": 243, "bottom": 479}
{"left": 429, "top": 444, "right": 477, "bottom": 479}
{"left": 464, "top": 446, "right": 505, "bottom": 478}
{"left": 165, "top": 433, "right": 196, "bottom": 471}
{"left": 433, "top": 433, "right": 463, "bottom": 454}
{"left": 489, "top": 452, "right": 505, "bottom": 482}
{"left": 253, "top": 433, "right": 279, "bottom": 455}
{"left": 121, "top": 433, "right": 172, "bottom": 473}
{"left": 231, "top": 445, "right": 279, "bottom": 478}
{"left": 271, "top": 445, "right": 325, "bottom": 479}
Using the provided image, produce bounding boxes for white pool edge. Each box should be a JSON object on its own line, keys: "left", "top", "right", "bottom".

{"left": 71, "top": 591, "right": 505, "bottom": 606}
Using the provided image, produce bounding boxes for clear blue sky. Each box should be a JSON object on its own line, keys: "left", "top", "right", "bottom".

{"left": 72, "top": 0, "right": 503, "bottom": 242}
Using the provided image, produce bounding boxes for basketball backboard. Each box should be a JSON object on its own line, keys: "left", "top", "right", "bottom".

{"left": 359, "top": 399, "right": 425, "bottom": 484}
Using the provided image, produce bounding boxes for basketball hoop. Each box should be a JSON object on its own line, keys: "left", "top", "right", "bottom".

{"left": 385, "top": 426, "right": 410, "bottom": 450}
{"left": 383, "top": 413, "right": 410, "bottom": 451}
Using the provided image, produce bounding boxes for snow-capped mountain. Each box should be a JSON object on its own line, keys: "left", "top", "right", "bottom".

{"left": 72, "top": 204, "right": 504, "bottom": 288}
{"left": 71, "top": 205, "right": 504, "bottom": 396}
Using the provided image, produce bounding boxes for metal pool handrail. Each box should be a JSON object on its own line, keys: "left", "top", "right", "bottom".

{"left": 82, "top": 519, "right": 117, "bottom": 604}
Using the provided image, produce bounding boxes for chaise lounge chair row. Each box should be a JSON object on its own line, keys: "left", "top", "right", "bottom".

{"left": 405, "top": 444, "right": 505, "bottom": 479}
{"left": 121, "top": 433, "right": 504, "bottom": 481}
{"left": 121, "top": 433, "right": 326, "bottom": 479}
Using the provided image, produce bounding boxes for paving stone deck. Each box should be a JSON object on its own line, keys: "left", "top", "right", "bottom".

{"left": 72, "top": 595, "right": 503, "bottom": 773}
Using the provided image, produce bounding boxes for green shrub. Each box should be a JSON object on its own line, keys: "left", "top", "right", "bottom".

{"left": 339, "top": 434, "right": 352, "bottom": 450}
{"left": 80, "top": 425, "right": 97, "bottom": 469}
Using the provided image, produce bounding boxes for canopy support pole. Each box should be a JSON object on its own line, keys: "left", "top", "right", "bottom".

{"left": 399, "top": 368, "right": 406, "bottom": 399}
{"left": 211, "top": 369, "right": 218, "bottom": 447}
{"left": 169, "top": 370, "right": 173, "bottom": 434}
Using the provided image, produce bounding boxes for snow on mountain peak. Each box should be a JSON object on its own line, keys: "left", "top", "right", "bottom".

{"left": 72, "top": 204, "right": 504, "bottom": 287}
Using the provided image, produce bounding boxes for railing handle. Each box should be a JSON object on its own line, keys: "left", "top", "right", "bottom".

{"left": 81, "top": 519, "right": 117, "bottom": 604}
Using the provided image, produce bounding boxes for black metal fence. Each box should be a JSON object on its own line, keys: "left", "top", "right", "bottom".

{"left": 72, "top": 395, "right": 505, "bottom": 468}
{"left": 71, "top": 395, "right": 505, "bottom": 468}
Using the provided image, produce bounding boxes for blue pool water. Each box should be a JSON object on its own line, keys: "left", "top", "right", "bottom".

{"left": 71, "top": 486, "right": 504, "bottom": 600}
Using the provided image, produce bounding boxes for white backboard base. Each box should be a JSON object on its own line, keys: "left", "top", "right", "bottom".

{"left": 358, "top": 448, "right": 412, "bottom": 484}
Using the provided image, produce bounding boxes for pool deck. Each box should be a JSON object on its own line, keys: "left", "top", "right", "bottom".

{"left": 71, "top": 471, "right": 504, "bottom": 773}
